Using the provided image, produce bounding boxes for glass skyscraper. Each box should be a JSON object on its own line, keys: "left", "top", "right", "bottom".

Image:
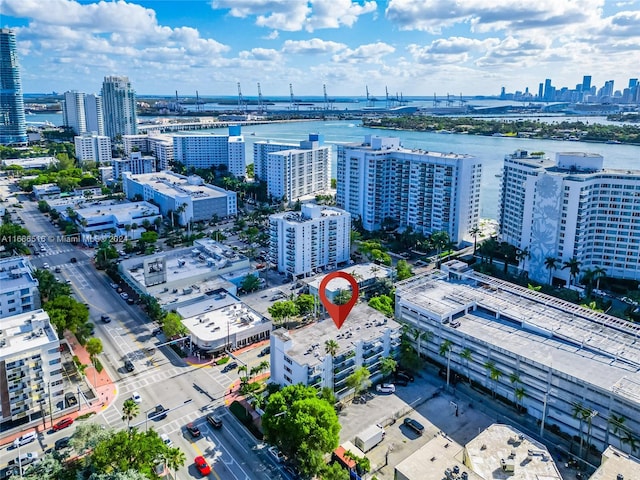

{"left": 101, "top": 76, "right": 138, "bottom": 139}
{"left": 0, "top": 28, "right": 28, "bottom": 145}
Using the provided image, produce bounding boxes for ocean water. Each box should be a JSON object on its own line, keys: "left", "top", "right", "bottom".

{"left": 26, "top": 113, "right": 639, "bottom": 219}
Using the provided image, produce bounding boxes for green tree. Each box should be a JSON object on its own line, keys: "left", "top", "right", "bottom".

{"left": 346, "top": 366, "right": 371, "bottom": 395}
{"left": 544, "top": 256, "right": 560, "bottom": 285}
{"left": 333, "top": 288, "right": 353, "bottom": 306}
{"left": 368, "top": 295, "right": 394, "bottom": 317}
{"left": 439, "top": 340, "right": 453, "bottom": 388}
{"left": 268, "top": 300, "right": 299, "bottom": 326}
{"left": 70, "top": 423, "right": 113, "bottom": 455}
{"left": 396, "top": 259, "right": 413, "bottom": 281}
{"left": 430, "top": 230, "right": 451, "bottom": 268}
{"left": 163, "top": 447, "right": 186, "bottom": 479}
{"left": 241, "top": 273, "right": 261, "bottom": 293}
{"left": 0, "top": 223, "right": 30, "bottom": 254}
{"left": 21, "top": 453, "right": 69, "bottom": 480}
{"left": 324, "top": 339, "right": 339, "bottom": 357}
{"left": 95, "top": 240, "right": 118, "bottom": 269}
{"left": 380, "top": 356, "right": 397, "bottom": 378}
{"left": 321, "top": 462, "right": 350, "bottom": 480}
{"left": 562, "top": 256, "right": 582, "bottom": 287}
{"left": 43, "top": 296, "right": 90, "bottom": 339}
{"left": 460, "top": 347, "right": 473, "bottom": 385}
{"left": 469, "top": 225, "right": 481, "bottom": 254}
{"left": 295, "top": 294, "right": 316, "bottom": 315}
{"left": 162, "top": 312, "right": 186, "bottom": 338}
{"left": 121, "top": 399, "right": 139, "bottom": 428}
{"left": 262, "top": 385, "right": 340, "bottom": 478}
{"left": 33, "top": 269, "right": 71, "bottom": 302}
{"left": 86, "top": 337, "right": 103, "bottom": 363}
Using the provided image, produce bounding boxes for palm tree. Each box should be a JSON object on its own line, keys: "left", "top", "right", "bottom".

{"left": 122, "top": 399, "right": 139, "bottom": 429}
{"left": 237, "top": 365, "right": 248, "bottom": 379}
{"left": 430, "top": 231, "right": 450, "bottom": 268}
{"left": 469, "top": 226, "right": 481, "bottom": 254}
{"left": 592, "top": 266, "right": 606, "bottom": 290}
{"left": 622, "top": 432, "right": 639, "bottom": 454}
{"left": 483, "top": 360, "right": 501, "bottom": 398}
{"left": 257, "top": 360, "right": 270, "bottom": 375}
{"left": 571, "top": 402, "right": 590, "bottom": 458}
{"left": 514, "top": 386, "right": 526, "bottom": 412}
{"left": 544, "top": 257, "right": 559, "bottom": 285}
{"left": 324, "top": 339, "right": 339, "bottom": 357}
{"left": 413, "top": 328, "right": 433, "bottom": 358}
{"left": 164, "top": 446, "right": 186, "bottom": 479}
{"left": 460, "top": 348, "right": 473, "bottom": 385}
{"left": 608, "top": 414, "right": 626, "bottom": 449}
{"left": 562, "top": 256, "right": 582, "bottom": 287}
{"left": 439, "top": 340, "right": 453, "bottom": 388}
{"left": 515, "top": 247, "right": 530, "bottom": 276}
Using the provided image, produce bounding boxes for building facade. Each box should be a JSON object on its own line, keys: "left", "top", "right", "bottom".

{"left": 395, "top": 264, "right": 640, "bottom": 455}
{"left": 0, "top": 257, "right": 40, "bottom": 319}
{"left": 113, "top": 152, "right": 156, "bottom": 181}
{"left": 122, "top": 171, "right": 237, "bottom": 225}
{"left": 269, "top": 204, "right": 351, "bottom": 278}
{"left": 173, "top": 126, "right": 245, "bottom": 177}
{"left": 62, "top": 91, "right": 104, "bottom": 136}
{"left": 337, "top": 135, "right": 482, "bottom": 245}
{"left": 253, "top": 134, "right": 331, "bottom": 201}
{"left": 0, "top": 29, "right": 28, "bottom": 146}
{"left": 499, "top": 150, "right": 640, "bottom": 284}
{"left": 0, "top": 309, "right": 63, "bottom": 427}
{"left": 270, "top": 304, "right": 401, "bottom": 399}
{"left": 74, "top": 133, "right": 112, "bottom": 163}
{"left": 101, "top": 75, "right": 138, "bottom": 139}
{"left": 123, "top": 133, "right": 174, "bottom": 171}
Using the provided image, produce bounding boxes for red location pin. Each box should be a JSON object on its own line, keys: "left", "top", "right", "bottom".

{"left": 319, "top": 271, "right": 359, "bottom": 330}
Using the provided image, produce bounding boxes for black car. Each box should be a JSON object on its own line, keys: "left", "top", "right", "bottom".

{"left": 124, "top": 360, "right": 135, "bottom": 372}
{"left": 148, "top": 404, "right": 167, "bottom": 420}
{"left": 186, "top": 422, "right": 201, "bottom": 438}
{"left": 403, "top": 417, "right": 424, "bottom": 435}
{"left": 206, "top": 414, "right": 223, "bottom": 429}
{"left": 397, "top": 370, "right": 415, "bottom": 381}
{"left": 151, "top": 327, "right": 163, "bottom": 336}
{"left": 394, "top": 376, "right": 408, "bottom": 386}
{"left": 258, "top": 346, "right": 270, "bottom": 357}
{"left": 395, "top": 372, "right": 414, "bottom": 383}
{"left": 70, "top": 257, "right": 77, "bottom": 263}
{"left": 100, "top": 315, "right": 111, "bottom": 323}
{"left": 54, "top": 436, "right": 71, "bottom": 450}
{"left": 222, "top": 361, "right": 238, "bottom": 372}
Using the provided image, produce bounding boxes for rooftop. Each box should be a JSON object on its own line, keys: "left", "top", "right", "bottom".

{"left": 396, "top": 267, "right": 640, "bottom": 404}
{"left": 124, "top": 171, "right": 229, "bottom": 199}
{"left": 0, "top": 256, "right": 38, "bottom": 293}
{"left": 274, "top": 303, "right": 400, "bottom": 368}
{"left": 76, "top": 201, "right": 159, "bottom": 222}
{"left": 466, "top": 424, "right": 561, "bottom": 480}
{"left": 589, "top": 446, "right": 640, "bottom": 480}
{"left": 307, "top": 263, "right": 393, "bottom": 294}
{"left": 0, "top": 309, "right": 59, "bottom": 358}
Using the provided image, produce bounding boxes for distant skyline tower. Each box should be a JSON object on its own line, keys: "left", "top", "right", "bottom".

{"left": 101, "top": 75, "right": 137, "bottom": 139}
{"left": 0, "top": 28, "right": 28, "bottom": 145}
{"left": 62, "top": 91, "right": 104, "bottom": 136}
{"left": 582, "top": 75, "right": 592, "bottom": 92}
{"left": 538, "top": 83, "right": 544, "bottom": 100}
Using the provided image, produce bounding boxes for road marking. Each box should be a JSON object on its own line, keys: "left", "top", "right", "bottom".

{"left": 191, "top": 438, "right": 223, "bottom": 480}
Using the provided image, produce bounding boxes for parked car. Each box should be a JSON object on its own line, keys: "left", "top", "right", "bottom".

{"left": 194, "top": 456, "right": 211, "bottom": 475}
{"left": 206, "top": 414, "right": 223, "bottom": 429}
{"left": 394, "top": 376, "right": 408, "bottom": 386}
{"left": 124, "top": 360, "right": 135, "bottom": 372}
{"left": 54, "top": 437, "right": 71, "bottom": 450}
{"left": 268, "top": 446, "right": 286, "bottom": 463}
{"left": 258, "top": 346, "right": 270, "bottom": 357}
{"left": 396, "top": 371, "right": 414, "bottom": 383}
{"left": 403, "top": 417, "right": 424, "bottom": 435}
{"left": 151, "top": 327, "right": 163, "bottom": 336}
{"left": 13, "top": 431, "right": 37, "bottom": 447}
{"left": 110, "top": 283, "right": 118, "bottom": 289}
{"left": 186, "top": 422, "right": 201, "bottom": 438}
{"left": 120, "top": 292, "right": 129, "bottom": 300}
{"left": 52, "top": 417, "right": 74, "bottom": 431}
{"left": 376, "top": 383, "right": 396, "bottom": 394}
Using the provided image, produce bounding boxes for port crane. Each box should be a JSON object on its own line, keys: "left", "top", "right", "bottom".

{"left": 257, "top": 82, "right": 265, "bottom": 113}
{"left": 237, "top": 82, "right": 247, "bottom": 113}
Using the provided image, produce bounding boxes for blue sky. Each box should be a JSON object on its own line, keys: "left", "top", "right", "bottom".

{"left": 2, "top": 0, "right": 639, "bottom": 97}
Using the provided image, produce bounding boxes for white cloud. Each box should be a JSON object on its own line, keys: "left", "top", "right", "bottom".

{"left": 408, "top": 37, "right": 499, "bottom": 65}
{"left": 239, "top": 48, "right": 282, "bottom": 62}
{"left": 331, "top": 42, "right": 395, "bottom": 63}
{"left": 282, "top": 38, "right": 346, "bottom": 54}
{"left": 264, "top": 30, "right": 280, "bottom": 40}
{"left": 307, "top": 0, "right": 377, "bottom": 30}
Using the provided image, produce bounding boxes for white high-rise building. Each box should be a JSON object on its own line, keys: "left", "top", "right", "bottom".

{"left": 254, "top": 134, "right": 331, "bottom": 202}
{"left": 269, "top": 204, "right": 351, "bottom": 278}
{"left": 173, "top": 126, "right": 245, "bottom": 177}
{"left": 337, "top": 135, "right": 482, "bottom": 245}
{"left": 62, "top": 91, "right": 104, "bottom": 136}
{"left": 101, "top": 75, "right": 138, "bottom": 139}
{"left": 0, "top": 257, "right": 40, "bottom": 319}
{"left": 113, "top": 152, "right": 156, "bottom": 180}
{"left": 0, "top": 309, "right": 63, "bottom": 427}
{"left": 499, "top": 150, "right": 640, "bottom": 284}
{"left": 123, "top": 133, "right": 174, "bottom": 171}
{"left": 74, "top": 133, "right": 112, "bottom": 163}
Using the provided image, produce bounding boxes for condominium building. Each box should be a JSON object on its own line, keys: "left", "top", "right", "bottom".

{"left": 0, "top": 309, "right": 63, "bottom": 427}
{"left": 74, "top": 133, "right": 112, "bottom": 163}
{"left": 0, "top": 257, "right": 40, "bottom": 319}
{"left": 101, "top": 75, "right": 138, "bottom": 139}
{"left": 499, "top": 150, "right": 640, "bottom": 284}
{"left": 122, "top": 171, "right": 237, "bottom": 225}
{"left": 270, "top": 304, "right": 401, "bottom": 399}
{"left": 173, "top": 126, "right": 245, "bottom": 177}
{"left": 122, "top": 133, "right": 174, "bottom": 170}
{"left": 253, "top": 134, "right": 331, "bottom": 201}
{"left": 62, "top": 91, "right": 104, "bottom": 135}
{"left": 0, "top": 29, "right": 28, "bottom": 146}
{"left": 337, "top": 135, "right": 482, "bottom": 245}
{"left": 113, "top": 152, "right": 156, "bottom": 181}
{"left": 269, "top": 204, "right": 351, "bottom": 278}
{"left": 395, "top": 262, "right": 640, "bottom": 455}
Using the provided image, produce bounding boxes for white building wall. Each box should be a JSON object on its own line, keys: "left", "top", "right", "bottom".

{"left": 74, "top": 134, "right": 112, "bottom": 163}
{"left": 173, "top": 130, "right": 245, "bottom": 175}
{"left": 0, "top": 257, "right": 40, "bottom": 319}
{"left": 84, "top": 93, "right": 104, "bottom": 136}
{"left": 62, "top": 91, "right": 86, "bottom": 135}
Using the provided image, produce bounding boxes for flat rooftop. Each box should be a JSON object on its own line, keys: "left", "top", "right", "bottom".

{"left": 0, "top": 256, "right": 38, "bottom": 293}
{"left": 126, "top": 171, "right": 228, "bottom": 199}
{"left": 589, "top": 446, "right": 640, "bottom": 480}
{"left": 396, "top": 269, "right": 640, "bottom": 403}
{"left": 278, "top": 303, "right": 401, "bottom": 368}
{"left": 0, "top": 309, "right": 58, "bottom": 357}
{"left": 466, "top": 424, "right": 561, "bottom": 480}
{"left": 76, "top": 201, "right": 158, "bottom": 220}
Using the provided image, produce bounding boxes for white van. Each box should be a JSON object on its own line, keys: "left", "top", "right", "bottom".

{"left": 13, "top": 431, "right": 37, "bottom": 447}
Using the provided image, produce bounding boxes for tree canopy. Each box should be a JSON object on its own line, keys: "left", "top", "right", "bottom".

{"left": 43, "top": 296, "right": 90, "bottom": 339}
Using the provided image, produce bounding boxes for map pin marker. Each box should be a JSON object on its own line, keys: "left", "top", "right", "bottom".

{"left": 319, "top": 271, "right": 359, "bottom": 330}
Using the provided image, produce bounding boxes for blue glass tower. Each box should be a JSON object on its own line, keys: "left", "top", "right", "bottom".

{"left": 0, "top": 29, "right": 28, "bottom": 145}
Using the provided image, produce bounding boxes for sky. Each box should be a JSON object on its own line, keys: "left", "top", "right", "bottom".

{"left": 2, "top": 0, "right": 640, "bottom": 97}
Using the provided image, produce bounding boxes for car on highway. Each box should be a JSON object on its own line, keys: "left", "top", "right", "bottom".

{"left": 131, "top": 392, "right": 142, "bottom": 403}
{"left": 206, "top": 414, "right": 223, "bottom": 429}
{"left": 52, "top": 417, "right": 74, "bottom": 431}
{"left": 124, "top": 360, "right": 135, "bottom": 372}
{"left": 194, "top": 456, "right": 211, "bottom": 475}
{"left": 403, "top": 417, "right": 424, "bottom": 435}
{"left": 376, "top": 383, "right": 396, "bottom": 394}
{"left": 148, "top": 404, "right": 167, "bottom": 421}
{"left": 186, "top": 422, "right": 201, "bottom": 438}
{"left": 100, "top": 314, "right": 111, "bottom": 323}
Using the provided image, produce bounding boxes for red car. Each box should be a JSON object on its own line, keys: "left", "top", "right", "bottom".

{"left": 194, "top": 456, "right": 211, "bottom": 476}
{"left": 53, "top": 417, "right": 74, "bottom": 431}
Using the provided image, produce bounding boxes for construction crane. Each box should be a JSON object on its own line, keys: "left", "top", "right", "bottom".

{"left": 257, "top": 82, "right": 265, "bottom": 113}
{"left": 433, "top": 93, "right": 441, "bottom": 107}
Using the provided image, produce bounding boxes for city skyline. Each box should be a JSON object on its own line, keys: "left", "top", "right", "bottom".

{"left": 1, "top": 0, "right": 639, "bottom": 97}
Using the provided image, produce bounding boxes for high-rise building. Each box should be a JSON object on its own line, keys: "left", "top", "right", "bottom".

{"left": 0, "top": 256, "right": 40, "bottom": 318}
{"left": 582, "top": 75, "right": 592, "bottom": 92}
{"left": 62, "top": 91, "right": 104, "bottom": 136}
{"left": 101, "top": 75, "right": 138, "bottom": 139}
{"left": 0, "top": 29, "right": 28, "bottom": 146}
{"left": 254, "top": 134, "right": 331, "bottom": 202}
{"left": 113, "top": 151, "right": 156, "bottom": 180}
{"left": 173, "top": 126, "right": 245, "bottom": 177}
{"left": 84, "top": 93, "right": 104, "bottom": 135}
{"left": 337, "top": 135, "right": 482, "bottom": 245}
{"left": 269, "top": 204, "right": 351, "bottom": 277}
{"left": 499, "top": 149, "right": 640, "bottom": 284}
{"left": 74, "top": 133, "right": 112, "bottom": 163}
{"left": 123, "top": 133, "right": 174, "bottom": 171}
